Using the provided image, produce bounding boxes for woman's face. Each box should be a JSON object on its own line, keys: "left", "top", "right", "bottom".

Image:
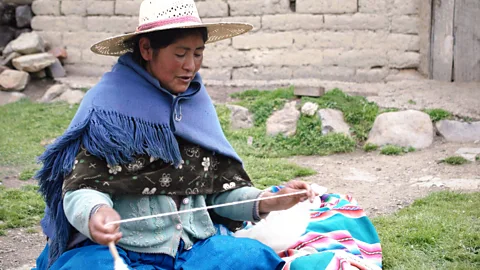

{"left": 140, "top": 33, "right": 205, "bottom": 94}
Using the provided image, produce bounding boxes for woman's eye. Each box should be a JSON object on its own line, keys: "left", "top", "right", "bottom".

{"left": 194, "top": 54, "right": 202, "bottom": 57}
{"left": 175, "top": 54, "right": 185, "bottom": 57}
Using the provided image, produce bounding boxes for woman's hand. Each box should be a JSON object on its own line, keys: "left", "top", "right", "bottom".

{"left": 88, "top": 206, "right": 123, "bottom": 245}
{"left": 258, "top": 180, "right": 318, "bottom": 214}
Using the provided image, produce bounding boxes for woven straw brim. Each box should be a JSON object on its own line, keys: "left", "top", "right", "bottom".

{"left": 90, "top": 22, "right": 253, "bottom": 56}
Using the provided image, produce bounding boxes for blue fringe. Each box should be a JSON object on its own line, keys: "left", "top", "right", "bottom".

{"left": 35, "top": 108, "right": 182, "bottom": 266}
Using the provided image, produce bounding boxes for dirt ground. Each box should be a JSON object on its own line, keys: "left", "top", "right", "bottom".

{"left": 0, "top": 78, "right": 479, "bottom": 269}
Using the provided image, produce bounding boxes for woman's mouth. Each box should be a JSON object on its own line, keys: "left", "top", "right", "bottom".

{"left": 178, "top": 76, "right": 192, "bottom": 83}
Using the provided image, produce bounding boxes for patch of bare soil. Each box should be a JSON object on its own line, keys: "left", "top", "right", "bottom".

{"left": 290, "top": 140, "right": 480, "bottom": 217}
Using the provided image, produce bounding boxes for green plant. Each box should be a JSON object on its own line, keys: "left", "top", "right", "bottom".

{"left": 373, "top": 191, "right": 480, "bottom": 269}
{"left": 0, "top": 185, "right": 45, "bottom": 235}
{"left": 423, "top": 108, "right": 453, "bottom": 122}
{"left": 440, "top": 156, "right": 469, "bottom": 165}
{"left": 408, "top": 99, "right": 416, "bottom": 105}
{"left": 302, "top": 89, "right": 379, "bottom": 141}
{"left": 380, "top": 145, "right": 403, "bottom": 155}
{"left": 19, "top": 167, "right": 38, "bottom": 180}
{"left": 406, "top": 146, "right": 416, "bottom": 153}
{"left": 363, "top": 143, "right": 378, "bottom": 152}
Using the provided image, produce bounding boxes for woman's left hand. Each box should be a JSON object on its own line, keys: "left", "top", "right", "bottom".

{"left": 258, "top": 180, "right": 318, "bottom": 214}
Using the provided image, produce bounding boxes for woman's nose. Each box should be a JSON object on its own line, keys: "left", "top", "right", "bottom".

{"left": 183, "top": 55, "right": 195, "bottom": 71}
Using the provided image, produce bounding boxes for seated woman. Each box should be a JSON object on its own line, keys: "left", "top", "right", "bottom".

{"left": 33, "top": 0, "right": 318, "bottom": 269}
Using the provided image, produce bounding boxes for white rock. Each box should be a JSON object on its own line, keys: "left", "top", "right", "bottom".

{"left": 266, "top": 101, "right": 300, "bottom": 137}
{"left": 454, "top": 148, "right": 480, "bottom": 162}
{"left": 0, "top": 69, "right": 29, "bottom": 91}
{"left": 436, "top": 120, "right": 480, "bottom": 143}
{"left": 301, "top": 102, "right": 319, "bottom": 116}
{"left": 0, "top": 91, "right": 27, "bottom": 105}
{"left": 12, "top": 52, "right": 56, "bottom": 73}
{"left": 226, "top": 104, "right": 253, "bottom": 130}
{"left": 52, "top": 89, "right": 85, "bottom": 104}
{"left": 9, "top": 32, "right": 45, "bottom": 54}
{"left": 318, "top": 108, "right": 351, "bottom": 135}
{"left": 367, "top": 110, "right": 433, "bottom": 149}
{"left": 40, "top": 84, "right": 69, "bottom": 103}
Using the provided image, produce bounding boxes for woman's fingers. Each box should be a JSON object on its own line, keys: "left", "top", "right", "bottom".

{"left": 89, "top": 207, "right": 123, "bottom": 245}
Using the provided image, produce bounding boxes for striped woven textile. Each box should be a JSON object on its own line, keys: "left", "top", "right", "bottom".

{"left": 280, "top": 193, "right": 382, "bottom": 269}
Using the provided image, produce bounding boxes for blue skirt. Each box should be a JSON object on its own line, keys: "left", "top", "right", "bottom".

{"left": 34, "top": 236, "right": 285, "bottom": 270}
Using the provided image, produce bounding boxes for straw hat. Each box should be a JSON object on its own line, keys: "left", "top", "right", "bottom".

{"left": 90, "top": 0, "right": 253, "bottom": 56}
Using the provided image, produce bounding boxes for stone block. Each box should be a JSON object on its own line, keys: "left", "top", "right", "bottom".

{"left": 355, "top": 68, "right": 389, "bottom": 82}
{"left": 86, "top": 16, "right": 137, "bottom": 33}
{"left": 61, "top": 1, "right": 87, "bottom": 16}
{"left": 63, "top": 47, "right": 82, "bottom": 64}
{"left": 392, "top": 15, "right": 419, "bottom": 34}
{"left": 63, "top": 31, "right": 112, "bottom": 49}
{"left": 294, "top": 86, "right": 325, "bottom": 97}
{"left": 115, "top": 0, "right": 142, "bottom": 16}
{"left": 32, "top": 16, "right": 86, "bottom": 32}
{"left": 297, "top": 0, "right": 357, "bottom": 14}
{"left": 37, "top": 31, "right": 64, "bottom": 49}
{"left": 10, "top": 32, "right": 45, "bottom": 54}
{"left": 203, "top": 48, "right": 252, "bottom": 68}
{"left": 15, "top": 5, "right": 33, "bottom": 28}
{"left": 87, "top": 1, "right": 114, "bottom": 15}
{"left": 32, "top": 0, "right": 61, "bottom": 15}
{"left": 203, "top": 16, "right": 261, "bottom": 32}
{"left": 385, "top": 69, "right": 424, "bottom": 81}
{"left": 249, "top": 49, "right": 324, "bottom": 66}
{"left": 0, "top": 69, "right": 29, "bottom": 91}
{"left": 436, "top": 121, "right": 480, "bottom": 142}
{"left": 294, "top": 31, "right": 355, "bottom": 49}
{"left": 82, "top": 49, "right": 117, "bottom": 66}
{"left": 232, "top": 66, "right": 293, "bottom": 80}
{"left": 229, "top": 0, "right": 291, "bottom": 16}
{"left": 47, "top": 58, "right": 67, "bottom": 78}
{"left": 387, "top": 51, "right": 420, "bottom": 68}
{"left": 196, "top": 0, "right": 228, "bottom": 18}
{"left": 64, "top": 63, "right": 111, "bottom": 77}
{"left": 358, "top": 0, "right": 387, "bottom": 13}
{"left": 392, "top": 0, "right": 419, "bottom": 15}
{"left": 292, "top": 66, "right": 356, "bottom": 81}
{"left": 386, "top": 34, "right": 420, "bottom": 51}
{"left": 354, "top": 32, "right": 420, "bottom": 51}
{"left": 324, "top": 49, "right": 388, "bottom": 68}
{"left": 12, "top": 52, "right": 56, "bottom": 72}
{"left": 324, "top": 14, "right": 389, "bottom": 30}
{"left": 262, "top": 14, "right": 323, "bottom": 31}
{"left": 232, "top": 32, "right": 293, "bottom": 50}
{"left": 198, "top": 68, "right": 231, "bottom": 81}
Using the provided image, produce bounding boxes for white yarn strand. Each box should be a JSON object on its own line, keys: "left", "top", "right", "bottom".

{"left": 106, "top": 190, "right": 308, "bottom": 226}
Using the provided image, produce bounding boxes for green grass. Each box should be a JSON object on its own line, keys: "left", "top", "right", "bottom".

{"left": 19, "top": 166, "right": 39, "bottom": 180}
{"left": 440, "top": 156, "right": 470, "bottom": 165}
{"left": 380, "top": 145, "right": 415, "bottom": 156}
{"left": 302, "top": 88, "right": 379, "bottom": 141}
{"left": 0, "top": 100, "right": 78, "bottom": 167}
{"left": 363, "top": 143, "right": 378, "bottom": 152}
{"left": 0, "top": 185, "right": 45, "bottom": 235}
{"left": 423, "top": 108, "right": 453, "bottom": 122}
{"left": 373, "top": 191, "right": 480, "bottom": 269}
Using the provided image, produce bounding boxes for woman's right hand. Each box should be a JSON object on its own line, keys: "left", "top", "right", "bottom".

{"left": 88, "top": 206, "right": 123, "bottom": 245}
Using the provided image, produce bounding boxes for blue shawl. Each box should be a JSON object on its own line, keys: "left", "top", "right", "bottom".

{"left": 36, "top": 53, "right": 241, "bottom": 266}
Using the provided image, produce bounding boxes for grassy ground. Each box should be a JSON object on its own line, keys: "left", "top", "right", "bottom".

{"left": 373, "top": 191, "right": 480, "bottom": 269}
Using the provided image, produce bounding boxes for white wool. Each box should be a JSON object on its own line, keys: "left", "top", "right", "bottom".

{"left": 234, "top": 185, "right": 326, "bottom": 252}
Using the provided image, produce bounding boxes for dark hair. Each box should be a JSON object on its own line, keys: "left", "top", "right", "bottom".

{"left": 131, "top": 27, "right": 208, "bottom": 66}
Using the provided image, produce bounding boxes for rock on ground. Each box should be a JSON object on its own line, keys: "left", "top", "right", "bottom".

{"left": 367, "top": 110, "right": 434, "bottom": 149}
{"left": 266, "top": 101, "right": 300, "bottom": 137}
{"left": 436, "top": 120, "right": 480, "bottom": 143}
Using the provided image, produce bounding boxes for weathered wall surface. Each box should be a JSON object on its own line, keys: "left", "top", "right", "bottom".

{"left": 31, "top": 0, "right": 427, "bottom": 83}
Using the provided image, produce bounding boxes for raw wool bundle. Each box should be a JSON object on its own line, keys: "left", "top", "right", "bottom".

{"left": 108, "top": 242, "right": 129, "bottom": 270}
{"left": 234, "top": 185, "right": 327, "bottom": 253}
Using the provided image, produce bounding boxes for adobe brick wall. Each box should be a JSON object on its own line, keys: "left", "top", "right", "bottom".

{"left": 31, "top": 0, "right": 429, "bottom": 83}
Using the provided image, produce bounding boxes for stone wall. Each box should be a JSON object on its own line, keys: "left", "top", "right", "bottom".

{"left": 30, "top": 0, "right": 428, "bottom": 83}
